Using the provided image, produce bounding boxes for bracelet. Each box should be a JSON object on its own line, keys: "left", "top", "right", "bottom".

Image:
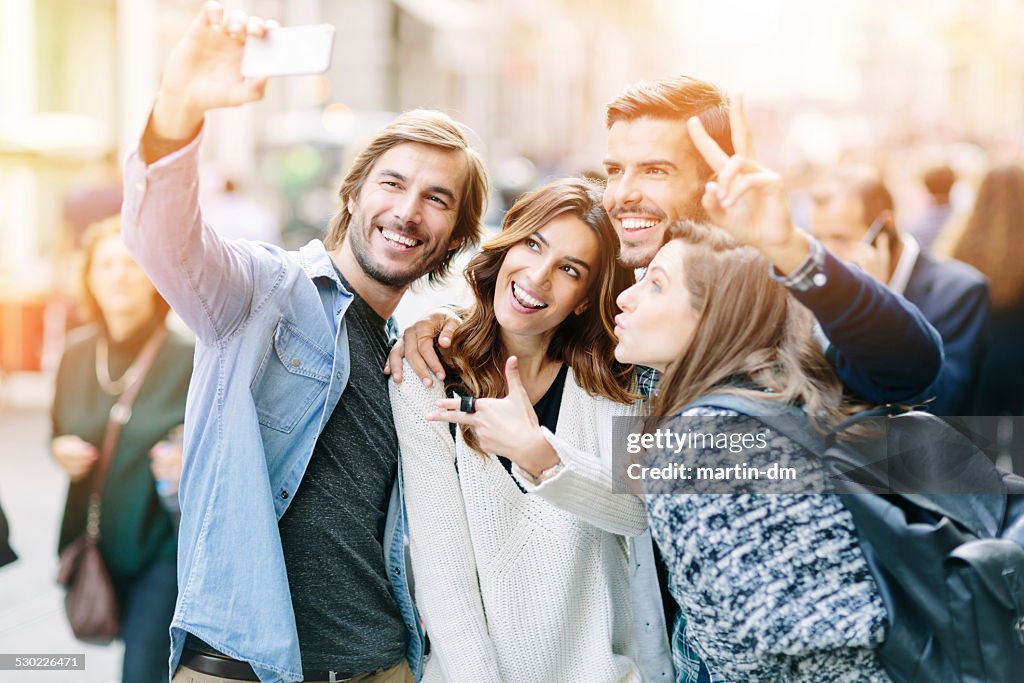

{"left": 534, "top": 461, "right": 564, "bottom": 483}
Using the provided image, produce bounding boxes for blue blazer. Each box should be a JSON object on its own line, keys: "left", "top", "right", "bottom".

{"left": 791, "top": 249, "right": 944, "bottom": 405}
{"left": 903, "top": 252, "right": 990, "bottom": 416}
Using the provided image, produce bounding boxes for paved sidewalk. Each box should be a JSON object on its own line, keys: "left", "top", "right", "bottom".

{"left": 0, "top": 373, "right": 122, "bottom": 683}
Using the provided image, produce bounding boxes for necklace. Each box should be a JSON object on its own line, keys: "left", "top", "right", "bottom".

{"left": 95, "top": 336, "right": 144, "bottom": 396}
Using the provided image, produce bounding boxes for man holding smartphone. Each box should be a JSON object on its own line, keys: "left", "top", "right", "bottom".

{"left": 122, "top": 3, "right": 488, "bottom": 682}
{"left": 810, "top": 165, "right": 990, "bottom": 416}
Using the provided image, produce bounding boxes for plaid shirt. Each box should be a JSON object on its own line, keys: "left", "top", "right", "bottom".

{"left": 673, "top": 613, "right": 716, "bottom": 682}
{"left": 768, "top": 235, "right": 828, "bottom": 292}
{"left": 637, "top": 365, "right": 661, "bottom": 399}
{"left": 635, "top": 365, "right": 713, "bottom": 683}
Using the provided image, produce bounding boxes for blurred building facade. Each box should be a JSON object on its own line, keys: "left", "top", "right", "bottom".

{"left": 0, "top": 0, "right": 678, "bottom": 319}
{"left": 2, "top": 0, "right": 1024, "bottom": 370}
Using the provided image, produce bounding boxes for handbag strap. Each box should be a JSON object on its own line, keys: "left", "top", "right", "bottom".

{"left": 85, "top": 324, "right": 169, "bottom": 540}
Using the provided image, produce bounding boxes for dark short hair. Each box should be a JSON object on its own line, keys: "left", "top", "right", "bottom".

{"left": 922, "top": 165, "right": 955, "bottom": 198}
{"left": 822, "top": 166, "right": 894, "bottom": 225}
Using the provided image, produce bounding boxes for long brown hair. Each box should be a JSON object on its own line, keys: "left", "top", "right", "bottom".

{"left": 950, "top": 164, "right": 1024, "bottom": 309}
{"left": 648, "top": 221, "right": 847, "bottom": 424}
{"left": 448, "top": 178, "right": 637, "bottom": 452}
{"left": 324, "top": 109, "right": 489, "bottom": 285}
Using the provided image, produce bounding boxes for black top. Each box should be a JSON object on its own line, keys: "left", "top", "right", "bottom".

{"left": 448, "top": 363, "right": 569, "bottom": 492}
{"left": 0, "top": 497, "right": 16, "bottom": 568}
{"left": 52, "top": 315, "right": 192, "bottom": 575}
{"left": 277, "top": 277, "right": 406, "bottom": 673}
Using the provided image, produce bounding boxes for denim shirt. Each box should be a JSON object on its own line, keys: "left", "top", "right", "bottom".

{"left": 122, "top": 135, "right": 423, "bottom": 683}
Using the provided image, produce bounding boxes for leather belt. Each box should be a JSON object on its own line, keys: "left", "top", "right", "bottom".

{"left": 180, "top": 650, "right": 259, "bottom": 681}
{"left": 180, "top": 649, "right": 363, "bottom": 682}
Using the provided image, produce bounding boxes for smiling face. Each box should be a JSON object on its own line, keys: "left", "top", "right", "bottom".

{"left": 603, "top": 117, "right": 707, "bottom": 268}
{"left": 345, "top": 141, "right": 469, "bottom": 288}
{"left": 614, "top": 240, "right": 700, "bottom": 371}
{"left": 87, "top": 234, "right": 158, "bottom": 323}
{"left": 493, "top": 213, "right": 600, "bottom": 342}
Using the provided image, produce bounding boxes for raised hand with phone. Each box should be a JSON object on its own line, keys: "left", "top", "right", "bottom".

{"left": 149, "top": 3, "right": 276, "bottom": 147}
{"left": 846, "top": 214, "right": 895, "bottom": 283}
{"left": 147, "top": 1, "right": 334, "bottom": 165}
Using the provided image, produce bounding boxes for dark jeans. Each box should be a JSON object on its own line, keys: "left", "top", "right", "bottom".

{"left": 111, "top": 556, "right": 178, "bottom": 683}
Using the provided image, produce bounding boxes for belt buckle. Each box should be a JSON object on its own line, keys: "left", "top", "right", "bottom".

{"left": 329, "top": 673, "right": 352, "bottom": 683}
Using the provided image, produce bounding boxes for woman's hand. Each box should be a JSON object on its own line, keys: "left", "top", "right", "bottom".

{"left": 429, "top": 356, "right": 560, "bottom": 477}
{"left": 52, "top": 435, "right": 99, "bottom": 482}
{"left": 150, "top": 433, "right": 184, "bottom": 494}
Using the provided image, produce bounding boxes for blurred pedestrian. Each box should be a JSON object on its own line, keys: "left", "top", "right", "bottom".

{"left": 944, "top": 164, "right": 1024, "bottom": 469}
{"left": 52, "top": 217, "right": 193, "bottom": 683}
{"left": 0, "top": 496, "right": 16, "bottom": 568}
{"left": 811, "top": 165, "right": 989, "bottom": 416}
{"left": 909, "top": 164, "right": 956, "bottom": 253}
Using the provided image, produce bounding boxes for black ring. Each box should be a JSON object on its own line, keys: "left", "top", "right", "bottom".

{"left": 460, "top": 396, "right": 476, "bottom": 414}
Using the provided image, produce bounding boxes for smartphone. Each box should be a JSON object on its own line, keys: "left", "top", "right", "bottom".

{"left": 862, "top": 215, "right": 887, "bottom": 246}
{"left": 241, "top": 24, "right": 335, "bottom": 78}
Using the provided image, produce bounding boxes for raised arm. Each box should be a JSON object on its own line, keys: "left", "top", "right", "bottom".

{"left": 685, "top": 96, "right": 942, "bottom": 404}
{"left": 777, "top": 241, "right": 943, "bottom": 404}
{"left": 389, "top": 362, "right": 503, "bottom": 683}
{"left": 121, "top": 2, "right": 283, "bottom": 344}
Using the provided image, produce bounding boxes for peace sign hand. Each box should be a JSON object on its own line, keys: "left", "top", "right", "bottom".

{"left": 428, "top": 356, "right": 560, "bottom": 477}
{"left": 687, "top": 95, "right": 811, "bottom": 274}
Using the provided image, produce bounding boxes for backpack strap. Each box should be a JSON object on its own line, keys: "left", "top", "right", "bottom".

{"left": 686, "top": 393, "right": 1016, "bottom": 543}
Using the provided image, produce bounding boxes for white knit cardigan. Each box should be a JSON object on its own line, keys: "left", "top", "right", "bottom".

{"left": 390, "top": 361, "right": 647, "bottom": 683}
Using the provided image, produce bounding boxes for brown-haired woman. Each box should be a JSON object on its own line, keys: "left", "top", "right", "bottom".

{"left": 389, "top": 177, "right": 647, "bottom": 682}
{"left": 51, "top": 217, "right": 193, "bottom": 683}
{"left": 615, "top": 221, "right": 889, "bottom": 682}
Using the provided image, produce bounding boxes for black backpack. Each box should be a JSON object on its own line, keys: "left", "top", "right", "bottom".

{"left": 683, "top": 393, "right": 1024, "bottom": 683}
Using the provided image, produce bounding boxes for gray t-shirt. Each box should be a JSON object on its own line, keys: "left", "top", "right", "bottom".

{"left": 278, "top": 280, "right": 406, "bottom": 673}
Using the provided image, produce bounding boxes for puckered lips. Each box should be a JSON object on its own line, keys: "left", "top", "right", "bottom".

{"left": 510, "top": 280, "right": 548, "bottom": 313}
{"left": 613, "top": 313, "right": 626, "bottom": 338}
{"left": 377, "top": 225, "right": 424, "bottom": 252}
{"left": 616, "top": 215, "right": 662, "bottom": 236}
